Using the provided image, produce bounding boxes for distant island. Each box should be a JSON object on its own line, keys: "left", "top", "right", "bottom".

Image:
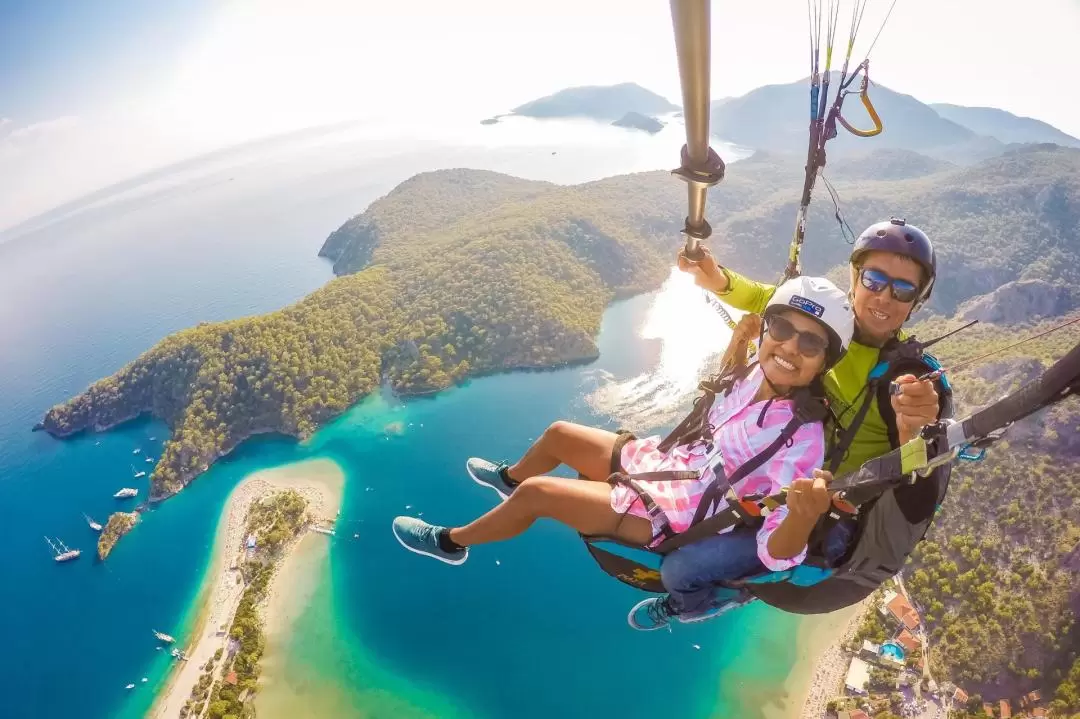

{"left": 506, "top": 79, "right": 1079, "bottom": 165}
{"left": 510, "top": 82, "right": 679, "bottom": 121}
{"left": 611, "top": 111, "right": 664, "bottom": 134}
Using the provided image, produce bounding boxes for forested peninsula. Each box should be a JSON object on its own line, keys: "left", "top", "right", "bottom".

{"left": 36, "top": 146, "right": 1080, "bottom": 504}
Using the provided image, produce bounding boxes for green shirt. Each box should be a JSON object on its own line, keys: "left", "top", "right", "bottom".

{"left": 717, "top": 268, "right": 899, "bottom": 477}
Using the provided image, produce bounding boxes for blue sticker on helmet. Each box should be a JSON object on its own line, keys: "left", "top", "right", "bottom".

{"left": 789, "top": 295, "right": 825, "bottom": 317}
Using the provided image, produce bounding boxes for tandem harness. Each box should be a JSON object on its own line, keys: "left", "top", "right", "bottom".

{"left": 579, "top": 332, "right": 1080, "bottom": 614}
{"left": 580, "top": 362, "right": 832, "bottom": 591}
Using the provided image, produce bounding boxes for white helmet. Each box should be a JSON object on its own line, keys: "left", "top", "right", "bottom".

{"left": 763, "top": 276, "right": 854, "bottom": 369}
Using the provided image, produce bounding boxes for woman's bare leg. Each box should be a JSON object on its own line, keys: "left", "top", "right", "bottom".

{"left": 448, "top": 476, "right": 653, "bottom": 547}
{"left": 506, "top": 421, "right": 621, "bottom": 483}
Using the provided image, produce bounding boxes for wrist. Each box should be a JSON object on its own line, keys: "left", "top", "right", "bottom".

{"left": 898, "top": 423, "right": 923, "bottom": 444}
{"left": 712, "top": 267, "right": 731, "bottom": 294}
{"left": 780, "top": 511, "right": 819, "bottom": 534}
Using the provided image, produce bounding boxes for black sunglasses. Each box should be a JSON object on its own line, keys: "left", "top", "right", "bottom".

{"left": 859, "top": 267, "right": 920, "bottom": 304}
{"left": 765, "top": 314, "right": 830, "bottom": 358}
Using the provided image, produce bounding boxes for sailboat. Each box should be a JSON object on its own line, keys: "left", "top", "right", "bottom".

{"left": 152, "top": 629, "right": 176, "bottom": 644}
{"left": 45, "top": 536, "right": 81, "bottom": 563}
{"left": 83, "top": 513, "right": 103, "bottom": 532}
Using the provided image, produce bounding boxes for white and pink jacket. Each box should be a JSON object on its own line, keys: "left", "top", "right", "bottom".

{"left": 611, "top": 364, "right": 825, "bottom": 570}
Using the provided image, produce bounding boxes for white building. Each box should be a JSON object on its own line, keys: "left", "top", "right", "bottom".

{"left": 845, "top": 657, "right": 872, "bottom": 695}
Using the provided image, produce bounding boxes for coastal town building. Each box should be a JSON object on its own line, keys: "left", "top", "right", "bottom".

{"left": 817, "top": 582, "right": 983, "bottom": 719}
{"left": 845, "top": 657, "right": 872, "bottom": 695}
{"left": 884, "top": 591, "right": 921, "bottom": 631}
{"left": 1000, "top": 698, "right": 1013, "bottom": 718}
{"left": 896, "top": 628, "right": 920, "bottom": 653}
{"left": 836, "top": 711, "right": 870, "bottom": 719}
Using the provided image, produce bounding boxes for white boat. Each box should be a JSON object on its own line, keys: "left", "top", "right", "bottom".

{"left": 114, "top": 487, "right": 138, "bottom": 499}
{"left": 153, "top": 629, "right": 176, "bottom": 644}
{"left": 125, "top": 683, "right": 135, "bottom": 690}
{"left": 133, "top": 470, "right": 146, "bottom": 478}
{"left": 83, "top": 513, "right": 103, "bottom": 532}
{"left": 46, "top": 536, "right": 81, "bottom": 562}
{"left": 145, "top": 457, "right": 154, "bottom": 463}
{"left": 132, "top": 448, "right": 140, "bottom": 454}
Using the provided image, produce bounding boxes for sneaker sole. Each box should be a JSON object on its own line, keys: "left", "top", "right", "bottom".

{"left": 465, "top": 459, "right": 510, "bottom": 501}
{"left": 676, "top": 611, "right": 723, "bottom": 624}
{"left": 391, "top": 521, "right": 468, "bottom": 566}
{"left": 676, "top": 598, "right": 750, "bottom": 624}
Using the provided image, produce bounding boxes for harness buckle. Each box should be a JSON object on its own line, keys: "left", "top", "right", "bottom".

{"left": 914, "top": 445, "right": 959, "bottom": 478}
{"left": 958, "top": 425, "right": 1011, "bottom": 462}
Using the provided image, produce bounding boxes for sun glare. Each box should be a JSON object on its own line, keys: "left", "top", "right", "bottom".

{"left": 586, "top": 267, "right": 741, "bottom": 433}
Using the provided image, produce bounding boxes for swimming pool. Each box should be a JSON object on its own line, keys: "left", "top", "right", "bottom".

{"left": 881, "top": 641, "right": 906, "bottom": 662}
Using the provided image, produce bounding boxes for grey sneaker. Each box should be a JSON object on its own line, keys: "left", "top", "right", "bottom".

{"left": 627, "top": 596, "right": 675, "bottom": 631}
{"left": 628, "top": 594, "right": 749, "bottom": 631}
{"left": 466, "top": 457, "right": 518, "bottom": 500}
{"left": 391, "top": 516, "right": 468, "bottom": 565}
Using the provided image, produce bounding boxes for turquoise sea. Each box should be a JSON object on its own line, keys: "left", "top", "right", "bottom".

{"left": 0, "top": 117, "right": 817, "bottom": 718}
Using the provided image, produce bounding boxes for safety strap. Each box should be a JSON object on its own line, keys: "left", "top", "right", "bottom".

{"left": 825, "top": 382, "right": 876, "bottom": 473}
{"left": 824, "top": 332, "right": 954, "bottom": 473}
{"left": 648, "top": 407, "right": 823, "bottom": 554}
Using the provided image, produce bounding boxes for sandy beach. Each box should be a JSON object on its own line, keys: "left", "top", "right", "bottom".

{"left": 794, "top": 599, "right": 870, "bottom": 719}
{"left": 150, "top": 458, "right": 345, "bottom": 718}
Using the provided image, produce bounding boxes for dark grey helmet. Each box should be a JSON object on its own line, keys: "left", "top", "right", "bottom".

{"left": 850, "top": 217, "right": 936, "bottom": 304}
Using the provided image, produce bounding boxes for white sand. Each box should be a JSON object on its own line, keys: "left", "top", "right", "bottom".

{"left": 795, "top": 599, "right": 870, "bottom": 719}
{"left": 150, "top": 458, "right": 344, "bottom": 718}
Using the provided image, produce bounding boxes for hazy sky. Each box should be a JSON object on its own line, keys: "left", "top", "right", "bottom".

{"left": 2, "top": 0, "right": 1078, "bottom": 232}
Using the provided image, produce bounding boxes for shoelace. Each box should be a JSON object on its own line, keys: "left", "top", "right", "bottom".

{"left": 646, "top": 598, "right": 674, "bottom": 626}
